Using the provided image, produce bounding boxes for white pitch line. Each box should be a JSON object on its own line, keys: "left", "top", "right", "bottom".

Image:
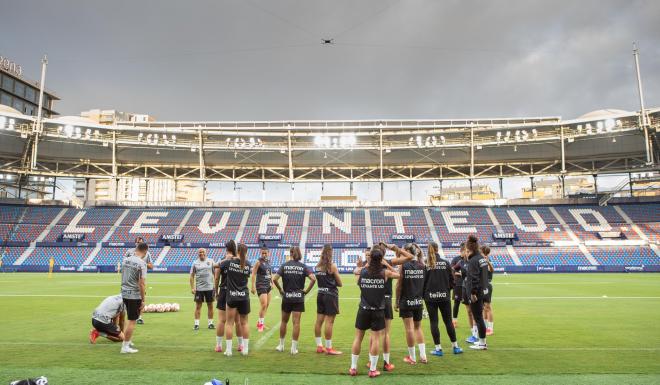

{"left": 0, "top": 294, "right": 660, "bottom": 300}
{"left": 254, "top": 290, "right": 316, "bottom": 351}
{"left": 1, "top": 341, "right": 659, "bottom": 352}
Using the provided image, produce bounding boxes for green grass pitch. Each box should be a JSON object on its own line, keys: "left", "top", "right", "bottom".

{"left": 1, "top": 272, "right": 659, "bottom": 384}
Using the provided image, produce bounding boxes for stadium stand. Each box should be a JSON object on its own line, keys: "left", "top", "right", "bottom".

{"left": 1, "top": 203, "right": 659, "bottom": 273}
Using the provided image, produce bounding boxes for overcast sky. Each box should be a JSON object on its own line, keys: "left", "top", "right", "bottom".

{"left": 2, "top": 0, "right": 659, "bottom": 121}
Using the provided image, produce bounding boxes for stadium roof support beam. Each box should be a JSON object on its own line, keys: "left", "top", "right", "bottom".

{"left": 287, "top": 129, "right": 293, "bottom": 182}
{"left": 633, "top": 43, "right": 653, "bottom": 165}
{"left": 198, "top": 129, "right": 205, "bottom": 181}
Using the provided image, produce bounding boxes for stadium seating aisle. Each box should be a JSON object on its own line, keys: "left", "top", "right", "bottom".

{"left": 0, "top": 203, "right": 658, "bottom": 272}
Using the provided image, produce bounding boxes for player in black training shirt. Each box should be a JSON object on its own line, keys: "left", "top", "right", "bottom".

{"left": 221, "top": 243, "right": 252, "bottom": 356}
{"left": 367, "top": 242, "right": 414, "bottom": 371}
{"left": 481, "top": 245, "right": 495, "bottom": 335}
{"left": 396, "top": 243, "right": 428, "bottom": 365}
{"left": 213, "top": 240, "right": 243, "bottom": 353}
{"left": 464, "top": 235, "right": 490, "bottom": 350}
{"left": 423, "top": 241, "right": 463, "bottom": 356}
{"left": 349, "top": 247, "right": 400, "bottom": 378}
{"left": 313, "top": 244, "right": 343, "bottom": 355}
{"left": 272, "top": 246, "right": 316, "bottom": 355}
{"left": 251, "top": 246, "right": 273, "bottom": 332}
{"left": 450, "top": 242, "right": 466, "bottom": 328}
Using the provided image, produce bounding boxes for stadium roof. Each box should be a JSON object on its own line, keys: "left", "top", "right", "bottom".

{"left": 0, "top": 107, "right": 658, "bottom": 182}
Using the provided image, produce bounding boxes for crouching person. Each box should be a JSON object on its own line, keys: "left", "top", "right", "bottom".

{"left": 89, "top": 294, "right": 126, "bottom": 343}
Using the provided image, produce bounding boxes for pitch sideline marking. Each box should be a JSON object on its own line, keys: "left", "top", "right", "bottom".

{"left": 1, "top": 294, "right": 660, "bottom": 300}
{"left": 254, "top": 289, "right": 316, "bottom": 351}
{"left": 1, "top": 341, "right": 659, "bottom": 353}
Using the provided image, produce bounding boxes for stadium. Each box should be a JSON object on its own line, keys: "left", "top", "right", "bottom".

{"left": 1, "top": 2, "right": 660, "bottom": 385}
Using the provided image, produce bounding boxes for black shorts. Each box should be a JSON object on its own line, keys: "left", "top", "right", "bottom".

{"left": 355, "top": 308, "right": 385, "bottom": 331}
{"left": 194, "top": 290, "right": 214, "bottom": 303}
{"left": 483, "top": 283, "right": 493, "bottom": 303}
{"left": 216, "top": 288, "right": 227, "bottom": 311}
{"left": 257, "top": 287, "right": 272, "bottom": 296}
{"left": 123, "top": 298, "right": 142, "bottom": 321}
{"left": 226, "top": 299, "right": 250, "bottom": 315}
{"left": 92, "top": 318, "right": 121, "bottom": 337}
{"left": 453, "top": 285, "right": 463, "bottom": 302}
{"left": 282, "top": 301, "right": 305, "bottom": 313}
{"left": 461, "top": 288, "right": 471, "bottom": 305}
{"left": 399, "top": 307, "right": 423, "bottom": 322}
{"left": 317, "top": 294, "right": 339, "bottom": 316}
{"left": 383, "top": 296, "right": 394, "bottom": 320}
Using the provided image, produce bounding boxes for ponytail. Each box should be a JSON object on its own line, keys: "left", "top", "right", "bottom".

{"left": 238, "top": 243, "right": 248, "bottom": 269}
{"left": 427, "top": 242, "right": 438, "bottom": 268}
{"left": 317, "top": 244, "right": 333, "bottom": 272}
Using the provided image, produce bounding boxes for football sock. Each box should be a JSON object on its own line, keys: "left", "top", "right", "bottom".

{"left": 408, "top": 346, "right": 416, "bottom": 361}
{"left": 479, "top": 338, "right": 486, "bottom": 345}
{"left": 259, "top": 318, "right": 264, "bottom": 324}
{"left": 369, "top": 355, "right": 378, "bottom": 371}
{"left": 216, "top": 336, "right": 223, "bottom": 347}
{"left": 382, "top": 352, "right": 390, "bottom": 364}
{"left": 452, "top": 341, "right": 458, "bottom": 348}
{"left": 99, "top": 332, "right": 107, "bottom": 338}
{"left": 325, "top": 339, "right": 332, "bottom": 349}
{"left": 242, "top": 339, "right": 249, "bottom": 354}
{"left": 226, "top": 339, "right": 233, "bottom": 352}
{"left": 279, "top": 338, "right": 285, "bottom": 347}
{"left": 208, "top": 319, "right": 213, "bottom": 325}
{"left": 351, "top": 354, "right": 359, "bottom": 370}
{"left": 238, "top": 336, "right": 244, "bottom": 346}
{"left": 418, "top": 344, "right": 427, "bottom": 360}
{"left": 315, "top": 337, "right": 322, "bottom": 346}
{"left": 291, "top": 340, "right": 298, "bottom": 350}
{"left": 194, "top": 319, "right": 200, "bottom": 326}
{"left": 435, "top": 344, "right": 442, "bottom": 351}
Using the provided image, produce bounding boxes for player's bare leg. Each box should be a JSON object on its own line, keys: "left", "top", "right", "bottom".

{"left": 277, "top": 311, "right": 291, "bottom": 352}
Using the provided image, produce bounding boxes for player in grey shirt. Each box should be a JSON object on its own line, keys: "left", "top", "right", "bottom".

{"left": 119, "top": 242, "right": 148, "bottom": 354}
{"left": 90, "top": 294, "right": 125, "bottom": 343}
{"left": 190, "top": 248, "right": 217, "bottom": 330}
{"left": 124, "top": 237, "right": 152, "bottom": 325}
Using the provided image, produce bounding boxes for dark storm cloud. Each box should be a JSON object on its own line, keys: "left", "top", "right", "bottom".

{"left": 1, "top": 0, "right": 658, "bottom": 120}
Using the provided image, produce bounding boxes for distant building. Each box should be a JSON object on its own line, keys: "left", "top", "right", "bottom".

{"left": 80, "top": 109, "right": 155, "bottom": 125}
{"left": 522, "top": 177, "right": 594, "bottom": 199}
{"left": 0, "top": 54, "right": 58, "bottom": 117}
{"left": 431, "top": 184, "right": 498, "bottom": 201}
{"left": 76, "top": 178, "right": 206, "bottom": 202}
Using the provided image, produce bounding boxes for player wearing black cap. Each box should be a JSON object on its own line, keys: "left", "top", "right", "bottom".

{"left": 464, "top": 235, "right": 489, "bottom": 350}
{"left": 423, "top": 241, "right": 463, "bottom": 356}
{"left": 314, "top": 244, "right": 343, "bottom": 355}
{"left": 396, "top": 243, "right": 427, "bottom": 365}
{"left": 251, "top": 246, "right": 273, "bottom": 332}
{"left": 272, "top": 246, "right": 316, "bottom": 354}
{"left": 349, "top": 247, "right": 400, "bottom": 378}
{"left": 222, "top": 243, "right": 252, "bottom": 356}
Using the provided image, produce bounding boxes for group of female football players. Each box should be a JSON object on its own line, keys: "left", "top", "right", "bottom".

{"left": 193, "top": 235, "right": 494, "bottom": 378}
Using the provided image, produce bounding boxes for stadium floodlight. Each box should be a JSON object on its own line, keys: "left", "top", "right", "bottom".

{"left": 532, "top": 129, "right": 538, "bottom": 138}
{"left": 441, "top": 149, "right": 445, "bottom": 156}
{"left": 616, "top": 119, "right": 623, "bottom": 128}
{"left": 64, "top": 125, "right": 74, "bottom": 137}
{"left": 415, "top": 135, "right": 422, "bottom": 147}
{"left": 0, "top": 116, "right": 5, "bottom": 128}
{"left": 586, "top": 124, "right": 593, "bottom": 135}
{"left": 280, "top": 148, "right": 286, "bottom": 154}
{"left": 171, "top": 135, "right": 176, "bottom": 143}
{"left": 514, "top": 145, "right": 518, "bottom": 152}
{"left": 612, "top": 137, "right": 617, "bottom": 143}
{"left": 596, "top": 121, "right": 604, "bottom": 132}
{"left": 385, "top": 147, "right": 391, "bottom": 153}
